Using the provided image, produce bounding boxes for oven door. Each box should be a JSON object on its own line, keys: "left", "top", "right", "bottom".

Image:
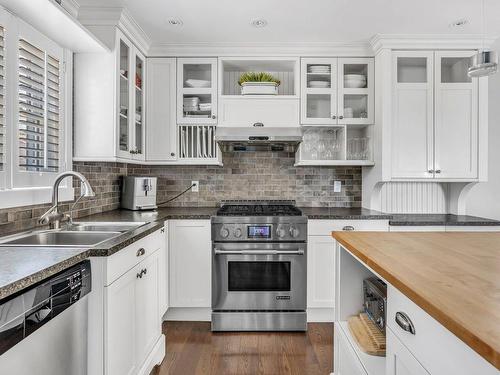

{"left": 212, "top": 242, "right": 306, "bottom": 311}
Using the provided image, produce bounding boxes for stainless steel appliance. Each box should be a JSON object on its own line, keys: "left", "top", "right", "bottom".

{"left": 211, "top": 200, "right": 307, "bottom": 331}
{"left": 215, "top": 126, "right": 303, "bottom": 152}
{"left": 363, "top": 277, "right": 387, "bottom": 332}
{"left": 0, "top": 261, "right": 91, "bottom": 375}
{"left": 121, "top": 176, "right": 157, "bottom": 210}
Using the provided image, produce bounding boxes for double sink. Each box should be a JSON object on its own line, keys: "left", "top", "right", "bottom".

{"left": 0, "top": 222, "right": 146, "bottom": 248}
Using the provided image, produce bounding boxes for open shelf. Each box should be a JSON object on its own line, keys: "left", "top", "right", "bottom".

{"left": 337, "top": 321, "right": 386, "bottom": 375}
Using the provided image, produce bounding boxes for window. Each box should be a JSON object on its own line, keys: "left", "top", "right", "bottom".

{"left": 0, "top": 7, "right": 72, "bottom": 209}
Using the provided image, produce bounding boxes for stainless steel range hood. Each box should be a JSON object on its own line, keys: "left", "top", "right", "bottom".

{"left": 215, "top": 127, "right": 303, "bottom": 152}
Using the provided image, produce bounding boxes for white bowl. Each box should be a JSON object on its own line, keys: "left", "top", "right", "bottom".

{"left": 344, "top": 74, "right": 366, "bottom": 80}
{"left": 309, "top": 80, "right": 330, "bottom": 88}
{"left": 344, "top": 79, "right": 367, "bottom": 88}
{"left": 185, "top": 79, "right": 211, "bottom": 88}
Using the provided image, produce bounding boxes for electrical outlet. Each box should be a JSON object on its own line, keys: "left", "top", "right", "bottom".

{"left": 191, "top": 181, "right": 199, "bottom": 193}
{"left": 333, "top": 180, "right": 342, "bottom": 193}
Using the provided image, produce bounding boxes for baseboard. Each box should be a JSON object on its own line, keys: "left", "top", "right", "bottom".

{"left": 138, "top": 334, "right": 165, "bottom": 375}
{"left": 164, "top": 307, "right": 211, "bottom": 321}
{"left": 307, "top": 308, "right": 334, "bottom": 322}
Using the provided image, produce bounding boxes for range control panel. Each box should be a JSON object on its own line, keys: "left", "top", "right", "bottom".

{"left": 212, "top": 222, "right": 307, "bottom": 242}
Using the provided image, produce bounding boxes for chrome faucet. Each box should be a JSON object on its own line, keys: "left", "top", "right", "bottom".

{"left": 39, "top": 171, "right": 96, "bottom": 229}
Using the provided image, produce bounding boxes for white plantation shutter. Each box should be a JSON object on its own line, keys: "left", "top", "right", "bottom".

{"left": 0, "top": 26, "right": 4, "bottom": 172}
{"left": 18, "top": 38, "right": 60, "bottom": 173}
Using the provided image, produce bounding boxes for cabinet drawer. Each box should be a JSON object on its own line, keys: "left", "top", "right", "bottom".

{"left": 106, "top": 229, "right": 163, "bottom": 285}
{"left": 308, "top": 220, "right": 389, "bottom": 236}
{"left": 386, "top": 328, "right": 430, "bottom": 375}
{"left": 218, "top": 97, "right": 299, "bottom": 127}
{"left": 387, "top": 285, "right": 498, "bottom": 375}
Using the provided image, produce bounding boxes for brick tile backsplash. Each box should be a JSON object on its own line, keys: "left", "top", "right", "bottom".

{"left": 0, "top": 153, "right": 361, "bottom": 235}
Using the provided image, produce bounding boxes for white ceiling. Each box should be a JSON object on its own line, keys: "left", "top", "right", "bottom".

{"left": 75, "top": 0, "right": 500, "bottom": 45}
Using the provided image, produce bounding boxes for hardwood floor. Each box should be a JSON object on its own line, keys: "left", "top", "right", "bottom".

{"left": 153, "top": 321, "right": 333, "bottom": 375}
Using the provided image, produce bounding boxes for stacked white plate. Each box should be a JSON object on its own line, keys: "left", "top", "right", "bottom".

{"left": 308, "top": 65, "right": 331, "bottom": 74}
{"left": 344, "top": 74, "right": 366, "bottom": 88}
{"left": 185, "top": 79, "right": 210, "bottom": 88}
{"left": 309, "top": 80, "right": 330, "bottom": 88}
{"left": 198, "top": 103, "right": 212, "bottom": 111}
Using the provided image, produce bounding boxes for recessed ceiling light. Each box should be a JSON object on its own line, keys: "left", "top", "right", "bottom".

{"left": 449, "top": 18, "right": 468, "bottom": 27}
{"left": 167, "top": 18, "right": 183, "bottom": 26}
{"left": 251, "top": 19, "right": 268, "bottom": 28}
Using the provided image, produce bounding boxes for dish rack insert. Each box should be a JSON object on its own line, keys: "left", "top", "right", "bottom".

{"left": 178, "top": 125, "right": 218, "bottom": 159}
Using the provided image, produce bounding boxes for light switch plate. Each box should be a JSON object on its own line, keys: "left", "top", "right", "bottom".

{"left": 191, "top": 181, "right": 199, "bottom": 192}
{"left": 333, "top": 180, "right": 342, "bottom": 193}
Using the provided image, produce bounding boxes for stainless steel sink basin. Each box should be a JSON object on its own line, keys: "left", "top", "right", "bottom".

{"left": 0, "top": 230, "right": 122, "bottom": 247}
{"left": 67, "top": 221, "right": 146, "bottom": 233}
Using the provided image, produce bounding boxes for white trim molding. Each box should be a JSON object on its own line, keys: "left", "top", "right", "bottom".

{"left": 77, "top": 6, "right": 151, "bottom": 54}
{"left": 370, "top": 33, "right": 498, "bottom": 54}
{"left": 148, "top": 41, "right": 373, "bottom": 57}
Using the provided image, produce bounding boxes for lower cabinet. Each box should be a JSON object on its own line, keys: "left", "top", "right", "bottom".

{"left": 335, "top": 323, "right": 368, "bottom": 375}
{"left": 386, "top": 329, "right": 430, "bottom": 375}
{"left": 307, "top": 235, "right": 335, "bottom": 310}
{"left": 169, "top": 220, "right": 211, "bottom": 308}
{"left": 106, "top": 250, "right": 161, "bottom": 375}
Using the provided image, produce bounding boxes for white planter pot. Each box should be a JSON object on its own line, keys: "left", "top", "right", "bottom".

{"left": 240, "top": 82, "right": 279, "bottom": 95}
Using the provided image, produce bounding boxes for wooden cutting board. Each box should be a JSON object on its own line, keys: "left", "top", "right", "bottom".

{"left": 347, "top": 313, "right": 386, "bottom": 356}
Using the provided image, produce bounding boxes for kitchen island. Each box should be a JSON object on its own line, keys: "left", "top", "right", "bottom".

{"left": 332, "top": 231, "right": 500, "bottom": 374}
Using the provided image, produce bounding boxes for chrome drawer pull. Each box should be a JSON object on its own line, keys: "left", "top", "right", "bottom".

{"left": 342, "top": 226, "right": 355, "bottom": 231}
{"left": 395, "top": 311, "right": 416, "bottom": 335}
{"left": 136, "top": 268, "right": 147, "bottom": 279}
{"left": 136, "top": 248, "right": 146, "bottom": 257}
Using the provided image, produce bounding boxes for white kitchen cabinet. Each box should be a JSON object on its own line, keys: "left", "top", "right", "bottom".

{"left": 434, "top": 51, "right": 478, "bottom": 179}
{"left": 386, "top": 329, "right": 430, "bottom": 375}
{"left": 301, "top": 57, "right": 374, "bottom": 125}
{"left": 391, "top": 50, "right": 478, "bottom": 180}
{"left": 159, "top": 222, "right": 169, "bottom": 316}
{"left": 74, "top": 28, "right": 146, "bottom": 162}
{"left": 391, "top": 51, "right": 434, "bottom": 179}
{"left": 169, "top": 220, "right": 211, "bottom": 308}
{"left": 146, "top": 58, "right": 177, "bottom": 161}
{"left": 177, "top": 58, "right": 218, "bottom": 124}
{"left": 307, "top": 235, "right": 335, "bottom": 310}
{"left": 335, "top": 324, "right": 369, "bottom": 375}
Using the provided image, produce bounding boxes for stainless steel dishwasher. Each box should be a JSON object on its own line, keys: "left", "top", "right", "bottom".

{"left": 0, "top": 260, "right": 91, "bottom": 375}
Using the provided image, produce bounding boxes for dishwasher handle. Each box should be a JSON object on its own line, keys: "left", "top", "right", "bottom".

{"left": 214, "top": 249, "right": 304, "bottom": 255}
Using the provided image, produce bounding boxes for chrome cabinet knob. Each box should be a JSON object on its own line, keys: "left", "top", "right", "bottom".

{"left": 428, "top": 169, "right": 435, "bottom": 173}
{"left": 332, "top": 115, "right": 337, "bottom": 119}
{"left": 136, "top": 248, "right": 146, "bottom": 257}
{"left": 435, "top": 169, "right": 441, "bottom": 174}
{"left": 212, "top": 115, "right": 216, "bottom": 119}
{"left": 338, "top": 115, "right": 344, "bottom": 120}
{"left": 171, "top": 152, "right": 175, "bottom": 157}
{"left": 342, "top": 226, "right": 355, "bottom": 231}
{"left": 253, "top": 122, "right": 264, "bottom": 127}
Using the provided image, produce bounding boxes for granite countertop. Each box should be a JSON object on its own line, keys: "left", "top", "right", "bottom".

{"left": 0, "top": 247, "right": 89, "bottom": 300}
{"left": 299, "top": 207, "right": 392, "bottom": 220}
{"left": 388, "top": 213, "right": 500, "bottom": 226}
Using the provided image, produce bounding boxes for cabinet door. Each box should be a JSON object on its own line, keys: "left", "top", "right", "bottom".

{"left": 386, "top": 329, "right": 430, "bottom": 375}
{"left": 177, "top": 58, "right": 217, "bottom": 124}
{"left": 106, "top": 266, "right": 137, "bottom": 375}
{"left": 301, "top": 58, "right": 338, "bottom": 125}
{"left": 135, "top": 251, "right": 161, "bottom": 367}
{"left": 335, "top": 324, "right": 368, "bottom": 375}
{"left": 434, "top": 51, "right": 478, "bottom": 179}
{"left": 146, "top": 58, "right": 177, "bottom": 161}
{"left": 391, "top": 51, "right": 434, "bottom": 179}
{"left": 131, "top": 48, "right": 146, "bottom": 161}
{"left": 307, "top": 236, "right": 335, "bottom": 309}
{"left": 116, "top": 32, "right": 133, "bottom": 159}
{"left": 169, "top": 220, "right": 211, "bottom": 307}
{"left": 338, "top": 58, "right": 374, "bottom": 125}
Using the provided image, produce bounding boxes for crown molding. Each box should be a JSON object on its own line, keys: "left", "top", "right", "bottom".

{"left": 77, "top": 6, "right": 151, "bottom": 54}
{"left": 148, "top": 41, "right": 373, "bottom": 57}
{"left": 370, "top": 33, "right": 499, "bottom": 54}
{"left": 61, "top": 0, "right": 79, "bottom": 18}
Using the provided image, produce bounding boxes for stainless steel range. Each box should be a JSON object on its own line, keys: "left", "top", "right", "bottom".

{"left": 211, "top": 200, "right": 307, "bottom": 332}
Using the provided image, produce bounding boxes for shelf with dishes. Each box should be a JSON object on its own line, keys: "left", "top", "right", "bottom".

{"left": 295, "top": 125, "right": 374, "bottom": 166}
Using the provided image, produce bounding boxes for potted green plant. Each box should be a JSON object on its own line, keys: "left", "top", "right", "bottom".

{"left": 238, "top": 72, "right": 281, "bottom": 95}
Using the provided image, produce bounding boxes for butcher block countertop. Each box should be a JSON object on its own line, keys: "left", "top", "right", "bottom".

{"left": 332, "top": 231, "right": 500, "bottom": 370}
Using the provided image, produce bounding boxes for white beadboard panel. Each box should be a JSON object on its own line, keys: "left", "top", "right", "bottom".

{"left": 381, "top": 182, "right": 448, "bottom": 214}
{"left": 222, "top": 71, "right": 295, "bottom": 95}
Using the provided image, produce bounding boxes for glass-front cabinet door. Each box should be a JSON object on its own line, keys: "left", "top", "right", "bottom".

{"left": 116, "top": 31, "right": 146, "bottom": 161}
{"left": 177, "top": 58, "right": 218, "bottom": 124}
{"left": 117, "top": 36, "right": 131, "bottom": 158}
{"left": 301, "top": 58, "right": 337, "bottom": 125}
{"left": 337, "top": 58, "right": 374, "bottom": 125}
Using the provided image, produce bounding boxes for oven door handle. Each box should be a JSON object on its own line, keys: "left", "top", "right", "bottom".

{"left": 214, "top": 249, "right": 305, "bottom": 255}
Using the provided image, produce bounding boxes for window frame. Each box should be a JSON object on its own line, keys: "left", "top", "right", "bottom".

{"left": 0, "top": 6, "right": 73, "bottom": 209}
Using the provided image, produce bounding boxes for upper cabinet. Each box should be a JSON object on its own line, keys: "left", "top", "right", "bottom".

{"left": 74, "top": 28, "right": 146, "bottom": 162}
{"left": 391, "top": 50, "right": 478, "bottom": 180}
{"left": 218, "top": 57, "right": 300, "bottom": 128}
{"left": 301, "top": 57, "right": 374, "bottom": 125}
{"left": 177, "top": 58, "right": 218, "bottom": 124}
